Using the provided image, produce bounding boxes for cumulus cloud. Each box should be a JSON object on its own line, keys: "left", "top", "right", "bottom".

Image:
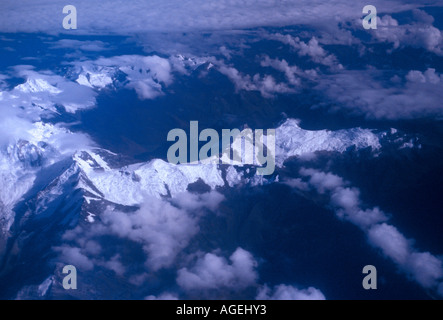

{"left": 294, "top": 168, "right": 443, "bottom": 295}
{"left": 406, "top": 68, "right": 443, "bottom": 84}
{"left": 172, "top": 190, "right": 225, "bottom": 212}
{"left": 218, "top": 63, "right": 295, "bottom": 98}
{"left": 270, "top": 34, "right": 343, "bottom": 69}
{"left": 368, "top": 224, "right": 443, "bottom": 288}
{"left": 98, "top": 254, "right": 126, "bottom": 276}
{"left": 260, "top": 56, "right": 302, "bottom": 86}
{"left": 374, "top": 10, "right": 443, "bottom": 55}
{"left": 54, "top": 246, "right": 95, "bottom": 271}
{"left": 259, "top": 55, "right": 322, "bottom": 89}
{"left": 176, "top": 247, "right": 258, "bottom": 291}
{"left": 101, "top": 199, "right": 199, "bottom": 271}
{"left": 256, "top": 284, "right": 326, "bottom": 300}
{"left": 299, "top": 168, "right": 345, "bottom": 194}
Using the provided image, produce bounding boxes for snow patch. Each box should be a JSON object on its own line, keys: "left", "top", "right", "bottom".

{"left": 275, "top": 119, "right": 381, "bottom": 166}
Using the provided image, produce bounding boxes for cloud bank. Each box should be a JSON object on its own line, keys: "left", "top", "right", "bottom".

{"left": 0, "top": 0, "right": 418, "bottom": 35}
{"left": 56, "top": 191, "right": 225, "bottom": 273}
{"left": 286, "top": 168, "right": 443, "bottom": 296}
{"left": 316, "top": 68, "right": 443, "bottom": 120}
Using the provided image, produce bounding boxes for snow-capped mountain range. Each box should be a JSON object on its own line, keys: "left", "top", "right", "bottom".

{"left": 0, "top": 54, "right": 419, "bottom": 299}
{"left": 0, "top": 55, "right": 415, "bottom": 231}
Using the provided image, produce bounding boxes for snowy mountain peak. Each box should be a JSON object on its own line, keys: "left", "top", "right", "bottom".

{"left": 72, "top": 150, "right": 226, "bottom": 207}
{"left": 275, "top": 119, "right": 381, "bottom": 166}
{"left": 75, "top": 65, "right": 115, "bottom": 89}
{"left": 15, "top": 78, "right": 62, "bottom": 94}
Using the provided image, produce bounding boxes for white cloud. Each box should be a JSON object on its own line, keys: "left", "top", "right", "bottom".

{"left": 374, "top": 11, "right": 443, "bottom": 55}
{"left": 98, "top": 254, "right": 126, "bottom": 276}
{"left": 340, "top": 207, "right": 388, "bottom": 230}
{"left": 54, "top": 246, "right": 94, "bottom": 271}
{"left": 270, "top": 34, "right": 343, "bottom": 69}
{"left": 56, "top": 191, "right": 225, "bottom": 275}
{"left": 218, "top": 63, "right": 295, "bottom": 98}
{"left": 256, "top": 284, "right": 326, "bottom": 300}
{"left": 299, "top": 168, "right": 345, "bottom": 194}
{"left": 172, "top": 190, "right": 225, "bottom": 212}
{"left": 406, "top": 252, "right": 443, "bottom": 288}
{"left": 0, "top": 111, "right": 34, "bottom": 147}
{"left": 100, "top": 199, "right": 200, "bottom": 271}
{"left": 406, "top": 68, "right": 443, "bottom": 84}
{"left": 145, "top": 292, "right": 179, "bottom": 300}
{"left": 331, "top": 187, "right": 360, "bottom": 211}
{"left": 316, "top": 68, "right": 443, "bottom": 120}
{"left": 177, "top": 247, "right": 258, "bottom": 291}
{"left": 282, "top": 178, "right": 309, "bottom": 191}
{"left": 368, "top": 223, "right": 411, "bottom": 265}
{"left": 368, "top": 224, "right": 443, "bottom": 289}
{"left": 260, "top": 56, "right": 302, "bottom": 86}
